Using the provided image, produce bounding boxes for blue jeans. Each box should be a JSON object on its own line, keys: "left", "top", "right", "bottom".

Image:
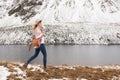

{"left": 27, "top": 44, "right": 47, "bottom": 68}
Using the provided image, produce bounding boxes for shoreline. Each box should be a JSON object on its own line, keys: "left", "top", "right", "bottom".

{"left": 0, "top": 62, "right": 120, "bottom": 80}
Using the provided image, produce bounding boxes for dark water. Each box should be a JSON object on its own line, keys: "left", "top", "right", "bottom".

{"left": 0, "top": 45, "right": 120, "bottom": 66}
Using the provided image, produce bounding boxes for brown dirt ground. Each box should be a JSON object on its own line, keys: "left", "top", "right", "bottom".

{"left": 0, "top": 62, "right": 120, "bottom": 80}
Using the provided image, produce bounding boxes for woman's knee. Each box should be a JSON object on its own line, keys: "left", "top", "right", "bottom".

{"left": 34, "top": 53, "right": 39, "bottom": 57}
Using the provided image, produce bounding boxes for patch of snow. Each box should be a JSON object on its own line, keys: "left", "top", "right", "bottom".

{"left": 0, "top": 66, "right": 10, "bottom": 80}
{"left": 48, "top": 79, "right": 63, "bottom": 80}
{"left": 27, "top": 64, "right": 44, "bottom": 72}
{"left": 93, "top": 65, "right": 120, "bottom": 70}
{"left": 80, "top": 79, "right": 88, "bottom": 80}
{"left": 0, "top": 15, "right": 23, "bottom": 27}
{"left": 48, "top": 78, "right": 88, "bottom": 80}
{"left": 112, "top": 76, "right": 120, "bottom": 80}
{"left": 10, "top": 65, "right": 26, "bottom": 80}
{"left": 102, "top": 65, "right": 120, "bottom": 70}
{"left": 14, "top": 67, "right": 25, "bottom": 75}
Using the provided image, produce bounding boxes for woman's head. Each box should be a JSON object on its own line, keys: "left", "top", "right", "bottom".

{"left": 33, "top": 20, "right": 42, "bottom": 30}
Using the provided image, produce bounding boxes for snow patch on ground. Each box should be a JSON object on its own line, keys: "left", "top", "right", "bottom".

{"left": 27, "top": 64, "right": 44, "bottom": 72}
{"left": 48, "top": 78, "right": 88, "bottom": 80}
{"left": 0, "top": 66, "right": 10, "bottom": 80}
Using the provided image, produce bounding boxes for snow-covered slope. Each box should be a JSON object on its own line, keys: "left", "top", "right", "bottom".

{"left": 0, "top": 0, "right": 120, "bottom": 44}
{"left": 0, "top": 0, "right": 120, "bottom": 27}
{"left": 38, "top": 0, "right": 120, "bottom": 23}
{"left": 0, "top": 23, "right": 120, "bottom": 45}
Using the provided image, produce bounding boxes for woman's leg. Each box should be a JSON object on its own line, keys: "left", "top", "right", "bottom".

{"left": 27, "top": 47, "right": 40, "bottom": 64}
{"left": 40, "top": 44, "right": 47, "bottom": 68}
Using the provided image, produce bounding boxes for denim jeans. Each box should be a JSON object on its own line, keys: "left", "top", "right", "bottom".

{"left": 27, "top": 44, "right": 47, "bottom": 68}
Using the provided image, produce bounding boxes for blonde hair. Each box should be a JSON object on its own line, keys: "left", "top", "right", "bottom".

{"left": 33, "top": 20, "right": 42, "bottom": 30}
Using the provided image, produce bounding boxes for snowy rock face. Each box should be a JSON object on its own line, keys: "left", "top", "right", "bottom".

{"left": 0, "top": 0, "right": 42, "bottom": 27}
{"left": 0, "top": 0, "right": 14, "bottom": 19}
{"left": 39, "top": 0, "right": 120, "bottom": 23}
{"left": 0, "top": 0, "right": 120, "bottom": 44}
{"left": 0, "top": 0, "right": 120, "bottom": 26}
{"left": 8, "top": 0, "right": 42, "bottom": 22}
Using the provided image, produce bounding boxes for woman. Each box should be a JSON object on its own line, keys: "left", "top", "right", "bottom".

{"left": 24, "top": 20, "right": 47, "bottom": 69}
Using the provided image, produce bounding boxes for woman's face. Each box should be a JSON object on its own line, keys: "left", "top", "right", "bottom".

{"left": 38, "top": 22, "right": 42, "bottom": 27}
